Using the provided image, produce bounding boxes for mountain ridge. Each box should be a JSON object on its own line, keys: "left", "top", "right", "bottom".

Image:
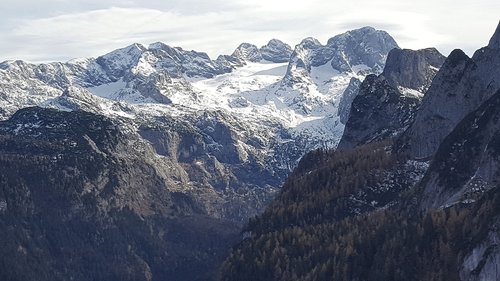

{"left": 221, "top": 22, "right": 500, "bottom": 281}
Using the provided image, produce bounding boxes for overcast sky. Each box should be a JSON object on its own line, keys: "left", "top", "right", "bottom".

{"left": 0, "top": 0, "right": 498, "bottom": 62}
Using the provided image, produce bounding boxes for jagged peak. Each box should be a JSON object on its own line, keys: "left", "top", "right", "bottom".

{"left": 101, "top": 43, "right": 146, "bottom": 57}
{"left": 148, "top": 42, "right": 211, "bottom": 60}
{"left": 231, "top": 43, "right": 262, "bottom": 62}
{"left": 97, "top": 43, "right": 146, "bottom": 66}
{"left": 298, "top": 37, "right": 322, "bottom": 48}
{"left": 236, "top": 42, "right": 258, "bottom": 49}
{"left": 343, "top": 26, "right": 377, "bottom": 36}
{"left": 95, "top": 43, "right": 147, "bottom": 80}
{"left": 148, "top": 41, "right": 171, "bottom": 51}
{"left": 259, "top": 39, "right": 293, "bottom": 63}
{"left": 381, "top": 47, "right": 446, "bottom": 91}
{"left": 0, "top": 60, "right": 22, "bottom": 70}
{"left": 487, "top": 21, "right": 500, "bottom": 49}
{"left": 0, "top": 59, "right": 32, "bottom": 68}
{"left": 262, "top": 39, "right": 290, "bottom": 48}
{"left": 327, "top": 26, "right": 399, "bottom": 49}
{"left": 383, "top": 47, "right": 446, "bottom": 70}
{"left": 443, "top": 49, "right": 471, "bottom": 68}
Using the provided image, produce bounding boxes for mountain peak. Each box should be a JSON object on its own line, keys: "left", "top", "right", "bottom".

{"left": 266, "top": 39, "right": 287, "bottom": 46}
{"left": 338, "top": 47, "right": 444, "bottom": 149}
{"left": 355, "top": 26, "right": 376, "bottom": 31}
{"left": 298, "top": 37, "right": 322, "bottom": 48}
{"left": 327, "top": 26, "right": 398, "bottom": 48}
{"left": 148, "top": 41, "right": 170, "bottom": 51}
{"left": 232, "top": 43, "right": 263, "bottom": 62}
{"left": 398, "top": 47, "right": 480, "bottom": 159}
{"left": 96, "top": 43, "right": 146, "bottom": 81}
{"left": 259, "top": 39, "right": 292, "bottom": 63}
{"left": 343, "top": 26, "right": 377, "bottom": 37}
{"left": 445, "top": 49, "right": 470, "bottom": 67}
{"left": 382, "top": 48, "right": 446, "bottom": 92}
{"left": 114, "top": 43, "right": 147, "bottom": 55}
{"left": 325, "top": 27, "right": 399, "bottom": 73}
{"left": 488, "top": 21, "right": 500, "bottom": 49}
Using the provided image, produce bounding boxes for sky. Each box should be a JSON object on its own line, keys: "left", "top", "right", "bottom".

{"left": 0, "top": 0, "right": 498, "bottom": 62}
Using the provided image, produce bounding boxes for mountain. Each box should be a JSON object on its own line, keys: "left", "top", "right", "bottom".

{"left": 338, "top": 48, "right": 445, "bottom": 149}
{"left": 0, "top": 27, "right": 400, "bottom": 223}
{"left": 327, "top": 26, "right": 399, "bottom": 73}
{"left": 0, "top": 27, "right": 402, "bottom": 280}
{"left": 401, "top": 23, "right": 500, "bottom": 159}
{"left": 418, "top": 89, "right": 500, "bottom": 209}
{"left": 0, "top": 107, "right": 240, "bottom": 281}
{"left": 337, "top": 77, "right": 361, "bottom": 124}
{"left": 230, "top": 40, "right": 292, "bottom": 63}
{"left": 260, "top": 39, "right": 293, "bottom": 63}
{"left": 220, "top": 22, "right": 500, "bottom": 281}
{"left": 382, "top": 47, "right": 445, "bottom": 91}
{"left": 283, "top": 27, "right": 398, "bottom": 83}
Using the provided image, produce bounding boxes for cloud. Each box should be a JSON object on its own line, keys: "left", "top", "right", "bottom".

{"left": 0, "top": 0, "right": 498, "bottom": 62}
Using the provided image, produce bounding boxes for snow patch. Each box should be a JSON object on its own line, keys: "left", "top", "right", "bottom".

{"left": 87, "top": 79, "right": 127, "bottom": 99}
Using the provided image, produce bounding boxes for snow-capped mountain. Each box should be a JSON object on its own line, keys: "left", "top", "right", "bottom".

{"left": 221, "top": 22, "right": 500, "bottom": 281}
{"left": 0, "top": 27, "right": 399, "bottom": 223}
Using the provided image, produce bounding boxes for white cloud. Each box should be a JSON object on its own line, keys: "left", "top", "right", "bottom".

{"left": 0, "top": 0, "right": 498, "bottom": 62}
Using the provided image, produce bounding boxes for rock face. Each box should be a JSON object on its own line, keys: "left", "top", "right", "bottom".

{"left": 230, "top": 40, "right": 293, "bottom": 63}
{"left": 0, "top": 27, "right": 401, "bottom": 280}
{"left": 337, "top": 75, "right": 421, "bottom": 150}
{"left": 416, "top": 91, "right": 500, "bottom": 281}
{"left": 220, "top": 23, "right": 500, "bottom": 281}
{"left": 338, "top": 48, "right": 445, "bottom": 150}
{"left": 401, "top": 24, "right": 500, "bottom": 159}
{"left": 382, "top": 48, "right": 445, "bottom": 92}
{"left": 96, "top": 43, "right": 146, "bottom": 81}
{"left": 487, "top": 20, "right": 500, "bottom": 49}
{"left": 326, "top": 26, "right": 399, "bottom": 73}
{"left": 419, "top": 89, "right": 500, "bottom": 209}
{"left": 272, "top": 27, "right": 398, "bottom": 131}
{"left": 337, "top": 77, "right": 362, "bottom": 124}
{"left": 231, "top": 43, "right": 263, "bottom": 62}
{"left": 284, "top": 27, "right": 399, "bottom": 85}
{"left": 0, "top": 107, "right": 240, "bottom": 281}
{"left": 260, "top": 39, "right": 293, "bottom": 63}
{"left": 460, "top": 215, "right": 500, "bottom": 281}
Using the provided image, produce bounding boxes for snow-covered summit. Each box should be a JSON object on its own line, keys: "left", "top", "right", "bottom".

{"left": 96, "top": 43, "right": 146, "bottom": 81}
{"left": 0, "top": 26, "right": 401, "bottom": 225}
{"left": 232, "top": 43, "right": 263, "bottom": 63}
{"left": 260, "top": 39, "right": 293, "bottom": 63}
{"left": 0, "top": 26, "right": 398, "bottom": 155}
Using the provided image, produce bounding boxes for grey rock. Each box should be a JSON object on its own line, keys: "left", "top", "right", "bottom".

{"left": 487, "top": 20, "right": 500, "bottom": 49}
{"left": 283, "top": 26, "right": 399, "bottom": 85}
{"left": 231, "top": 43, "right": 263, "bottom": 62}
{"left": 337, "top": 74, "right": 421, "bottom": 150}
{"left": 148, "top": 42, "right": 227, "bottom": 78}
{"left": 399, "top": 49, "right": 477, "bottom": 159}
{"left": 337, "top": 77, "right": 361, "bottom": 124}
{"left": 96, "top": 43, "right": 146, "bottom": 81}
{"left": 327, "top": 26, "right": 399, "bottom": 73}
{"left": 128, "top": 71, "right": 174, "bottom": 104}
{"left": 338, "top": 48, "right": 444, "bottom": 149}
{"left": 460, "top": 218, "right": 500, "bottom": 281}
{"left": 214, "top": 54, "right": 245, "bottom": 72}
{"left": 419, "top": 89, "right": 500, "bottom": 210}
{"left": 401, "top": 22, "right": 500, "bottom": 159}
{"left": 382, "top": 48, "right": 445, "bottom": 92}
{"left": 259, "top": 39, "right": 293, "bottom": 63}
